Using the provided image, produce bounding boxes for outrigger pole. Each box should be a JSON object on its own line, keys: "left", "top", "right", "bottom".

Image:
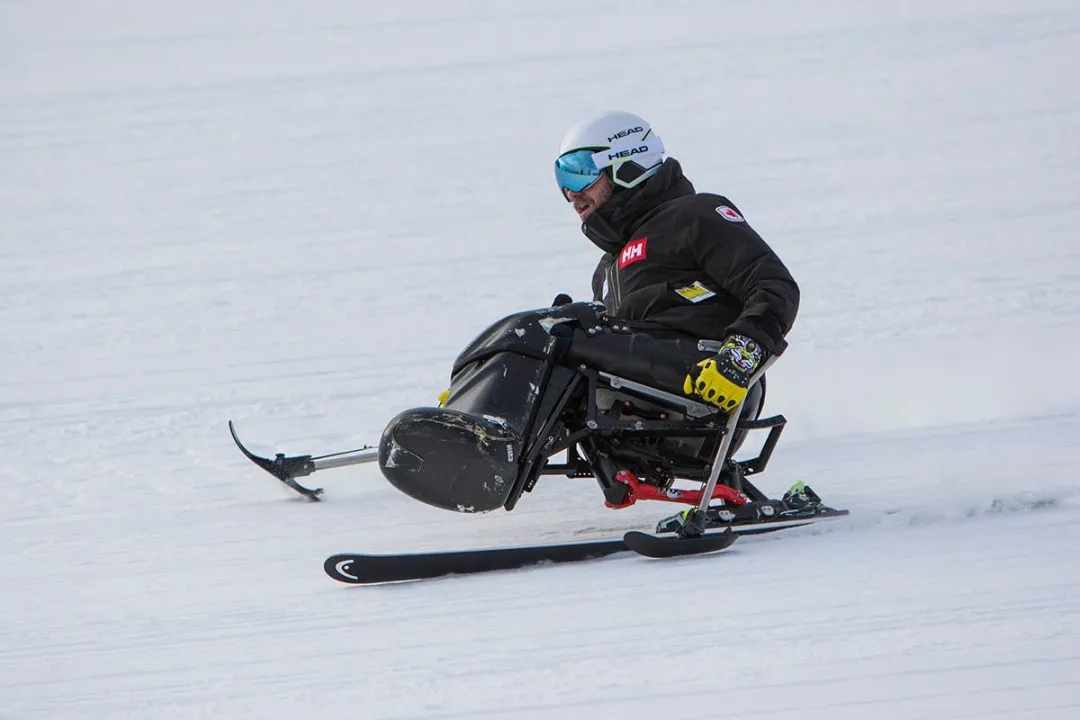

{"left": 227, "top": 421, "right": 378, "bottom": 501}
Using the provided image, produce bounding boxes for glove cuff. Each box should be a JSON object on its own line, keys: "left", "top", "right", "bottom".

{"left": 717, "top": 334, "right": 764, "bottom": 386}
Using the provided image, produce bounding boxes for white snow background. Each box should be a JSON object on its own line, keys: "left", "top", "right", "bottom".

{"left": 2, "top": 1, "right": 1080, "bottom": 718}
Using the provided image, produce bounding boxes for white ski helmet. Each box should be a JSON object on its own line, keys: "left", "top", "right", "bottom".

{"left": 554, "top": 110, "right": 665, "bottom": 198}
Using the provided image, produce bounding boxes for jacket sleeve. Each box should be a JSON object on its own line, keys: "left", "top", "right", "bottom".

{"left": 686, "top": 211, "right": 800, "bottom": 356}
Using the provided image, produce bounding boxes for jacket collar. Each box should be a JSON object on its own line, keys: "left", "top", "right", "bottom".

{"left": 581, "top": 158, "right": 696, "bottom": 255}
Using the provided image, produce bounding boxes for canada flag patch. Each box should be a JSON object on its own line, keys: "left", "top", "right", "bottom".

{"left": 715, "top": 205, "right": 745, "bottom": 222}
{"left": 619, "top": 237, "right": 647, "bottom": 269}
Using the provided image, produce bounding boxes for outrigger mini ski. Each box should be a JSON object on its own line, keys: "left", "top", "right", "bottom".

{"left": 228, "top": 420, "right": 378, "bottom": 501}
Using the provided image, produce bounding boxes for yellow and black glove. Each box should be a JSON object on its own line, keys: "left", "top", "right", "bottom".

{"left": 683, "top": 334, "right": 765, "bottom": 412}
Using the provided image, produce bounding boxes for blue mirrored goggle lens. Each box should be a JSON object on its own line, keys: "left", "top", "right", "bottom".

{"left": 555, "top": 149, "right": 603, "bottom": 199}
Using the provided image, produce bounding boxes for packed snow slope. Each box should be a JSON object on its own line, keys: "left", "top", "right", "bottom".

{"left": 2, "top": 1, "right": 1079, "bottom": 718}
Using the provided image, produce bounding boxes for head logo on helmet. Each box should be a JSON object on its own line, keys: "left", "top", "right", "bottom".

{"left": 608, "top": 126, "right": 644, "bottom": 143}
{"left": 554, "top": 110, "right": 666, "bottom": 198}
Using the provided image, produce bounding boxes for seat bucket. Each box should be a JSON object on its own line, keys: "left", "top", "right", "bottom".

{"left": 379, "top": 407, "right": 520, "bottom": 512}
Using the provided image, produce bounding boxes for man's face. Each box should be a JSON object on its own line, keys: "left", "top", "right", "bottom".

{"left": 566, "top": 172, "right": 613, "bottom": 221}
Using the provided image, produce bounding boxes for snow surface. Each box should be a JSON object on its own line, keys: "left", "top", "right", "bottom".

{"left": 3, "top": 1, "right": 1080, "bottom": 718}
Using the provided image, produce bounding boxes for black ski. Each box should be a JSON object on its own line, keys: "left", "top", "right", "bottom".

{"left": 623, "top": 529, "right": 738, "bottom": 558}
{"left": 325, "top": 538, "right": 628, "bottom": 584}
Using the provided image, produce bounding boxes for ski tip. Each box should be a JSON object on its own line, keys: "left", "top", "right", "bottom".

{"left": 325, "top": 555, "right": 364, "bottom": 584}
{"left": 228, "top": 419, "right": 257, "bottom": 457}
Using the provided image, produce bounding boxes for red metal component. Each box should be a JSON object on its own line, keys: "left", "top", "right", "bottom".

{"left": 605, "top": 470, "right": 748, "bottom": 509}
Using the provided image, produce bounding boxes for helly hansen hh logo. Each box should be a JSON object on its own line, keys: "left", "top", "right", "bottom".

{"left": 619, "top": 237, "right": 647, "bottom": 269}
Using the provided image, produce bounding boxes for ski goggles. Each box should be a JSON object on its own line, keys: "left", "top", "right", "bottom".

{"left": 554, "top": 148, "right": 605, "bottom": 200}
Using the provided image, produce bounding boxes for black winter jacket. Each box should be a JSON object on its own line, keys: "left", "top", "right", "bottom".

{"left": 582, "top": 159, "right": 799, "bottom": 357}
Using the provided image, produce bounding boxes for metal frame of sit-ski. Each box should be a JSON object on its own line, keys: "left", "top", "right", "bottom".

{"left": 229, "top": 344, "right": 781, "bottom": 540}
